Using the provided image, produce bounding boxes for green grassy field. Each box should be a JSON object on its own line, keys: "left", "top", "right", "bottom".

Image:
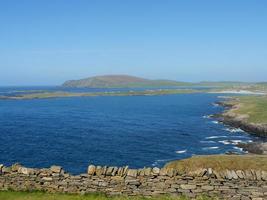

{"left": 0, "top": 191, "right": 214, "bottom": 200}
{"left": 229, "top": 96, "right": 267, "bottom": 123}
{"left": 165, "top": 155, "right": 267, "bottom": 173}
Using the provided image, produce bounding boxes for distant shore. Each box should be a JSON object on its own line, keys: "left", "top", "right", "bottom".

{"left": 0, "top": 89, "right": 200, "bottom": 100}
{"left": 209, "top": 89, "right": 266, "bottom": 95}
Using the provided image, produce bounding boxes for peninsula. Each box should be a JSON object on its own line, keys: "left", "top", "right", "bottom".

{"left": 215, "top": 96, "right": 267, "bottom": 137}
{"left": 214, "top": 95, "right": 267, "bottom": 154}
{"left": 0, "top": 89, "right": 199, "bottom": 100}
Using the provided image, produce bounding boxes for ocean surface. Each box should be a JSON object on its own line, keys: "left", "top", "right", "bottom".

{"left": 0, "top": 87, "right": 256, "bottom": 174}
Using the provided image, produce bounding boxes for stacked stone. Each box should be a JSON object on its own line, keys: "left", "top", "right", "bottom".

{"left": 0, "top": 163, "right": 266, "bottom": 200}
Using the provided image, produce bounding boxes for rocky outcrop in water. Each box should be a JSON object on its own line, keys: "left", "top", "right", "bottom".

{"left": 237, "top": 142, "right": 267, "bottom": 155}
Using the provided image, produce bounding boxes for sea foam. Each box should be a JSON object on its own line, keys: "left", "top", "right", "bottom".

{"left": 175, "top": 150, "right": 187, "bottom": 154}
{"left": 211, "top": 121, "right": 219, "bottom": 124}
{"left": 224, "top": 128, "right": 244, "bottom": 133}
{"left": 218, "top": 140, "right": 231, "bottom": 145}
{"left": 205, "top": 136, "right": 228, "bottom": 139}
{"left": 202, "top": 146, "right": 219, "bottom": 150}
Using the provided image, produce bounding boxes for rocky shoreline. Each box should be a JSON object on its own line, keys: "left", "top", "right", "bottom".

{"left": 214, "top": 100, "right": 267, "bottom": 137}
{"left": 213, "top": 98, "right": 267, "bottom": 155}
{"left": 237, "top": 142, "right": 267, "bottom": 155}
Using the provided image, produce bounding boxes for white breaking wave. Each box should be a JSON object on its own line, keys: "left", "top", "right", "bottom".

{"left": 202, "top": 146, "right": 219, "bottom": 150}
{"left": 224, "top": 128, "right": 244, "bottom": 133}
{"left": 211, "top": 121, "right": 219, "bottom": 124}
{"left": 202, "top": 115, "right": 211, "bottom": 119}
{"left": 175, "top": 150, "right": 187, "bottom": 154}
{"left": 218, "top": 140, "right": 231, "bottom": 145}
{"left": 205, "top": 136, "right": 228, "bottom": 139}
{"left": 200, "top": 140, "right": 216, "bottom": 144}
{"left": 219, "top": 139, "right": 253, "bottom": 145}
{"left": 229, "top": 135, "right": 249, "bottom": 139}
{"left": 233, "top": 146, "right": 243, "bottom": 151}
{"left": 230, "top": 140, "right": 243, "bottom": 145}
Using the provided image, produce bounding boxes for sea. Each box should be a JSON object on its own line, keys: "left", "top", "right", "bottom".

{"left": 0, "top": 86, "right": 256, "bottom": 174}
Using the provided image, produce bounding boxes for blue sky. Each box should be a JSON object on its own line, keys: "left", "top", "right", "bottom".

{"left": 0, "top": 0, "right": 267, "bottom": 85}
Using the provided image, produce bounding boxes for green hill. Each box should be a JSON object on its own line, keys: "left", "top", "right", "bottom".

{"left": 62, "top": 75, "right": 191, "bottom": 88}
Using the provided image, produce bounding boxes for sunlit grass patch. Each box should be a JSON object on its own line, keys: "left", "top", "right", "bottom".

{"left": 165, "top": 155, "right": 267, "bottom": 173}
{"left": 0, "top": 191, "right": 216, "bottom": 200}
{"left": 231, "top": 96, "right": 267, "bottom": 123}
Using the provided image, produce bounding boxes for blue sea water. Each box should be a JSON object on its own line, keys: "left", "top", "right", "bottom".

{"left": 0, "top": 87, "right": 255, "bottom": 174}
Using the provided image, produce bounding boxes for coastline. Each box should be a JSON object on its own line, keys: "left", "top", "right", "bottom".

{"left": 209, "top": 89, "right": 266, "bottom": 95}
{"left": 214, "top": 98, "right": 267, "bottom": 137}
{"left": 213, "top": 96, "right": 267, "bottom": 154}
{"left": 1, "top": 88, "right": 266, "bottom": 100}
{"left": 0, "top": 89, "right": 200, "bottom": 100}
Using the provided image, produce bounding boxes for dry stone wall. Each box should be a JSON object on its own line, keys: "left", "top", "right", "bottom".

{"left": 0, "top": 163, "right": 267, "bottom": 200}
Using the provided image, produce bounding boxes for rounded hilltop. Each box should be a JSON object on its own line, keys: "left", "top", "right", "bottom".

{"left": 62, "top": 74, "right": 190, "bottom": 88}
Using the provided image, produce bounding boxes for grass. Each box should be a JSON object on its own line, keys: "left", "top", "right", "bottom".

{"left": 248, "top": 83, "right": 267, "bottom": 92}
{"left": 229, "top": 95, "right": 267, "bottom": 123}
{"left": 0, "top": 191, "right": 215, "bottom": 200}
{"left": 165, "top": 155, "right": 267, "bottom": 173}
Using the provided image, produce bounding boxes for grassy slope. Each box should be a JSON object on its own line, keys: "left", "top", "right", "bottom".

{"left": 165, "top": 155, "right": 267, "bottom": 173}
{"left": 0, "top": 191, "right": 214, "bottom": 200}
{"left": 229, "top": 96, "right": 267, "bottom": 123}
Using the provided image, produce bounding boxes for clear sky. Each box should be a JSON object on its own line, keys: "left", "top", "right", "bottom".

{"left": 0, "top": 0, "right": 267, "bottom": 85}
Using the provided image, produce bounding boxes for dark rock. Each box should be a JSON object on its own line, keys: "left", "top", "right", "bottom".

{"left": 237, "top": 142, "right": 267, "bottom": 155}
